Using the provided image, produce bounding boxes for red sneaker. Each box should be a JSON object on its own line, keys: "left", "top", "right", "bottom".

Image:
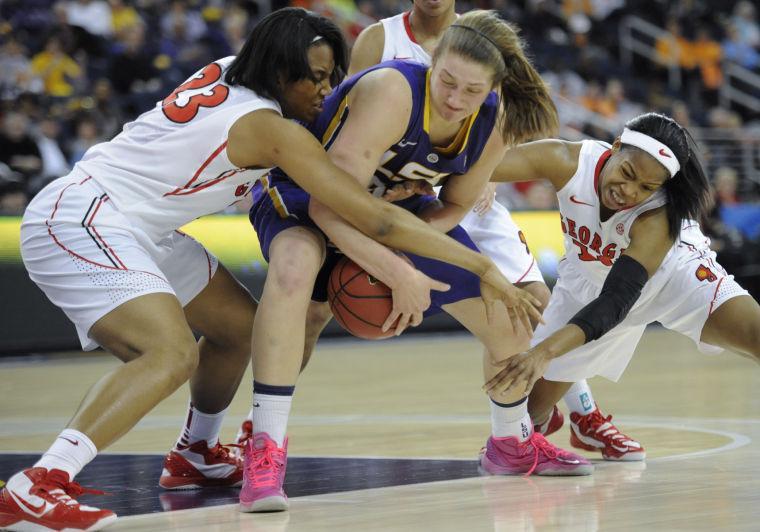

{"left": 159, "top": 440, "right": 244, "bottom": 490}
{"left": 0, "top": 467, "right": 116, "bottom": 531}
{"left": 570, "top": 408, "right": 646, "bottom": 461}
{"left": 534, "top": 405, "right": 564, "bottom": 436}
{"left": 231, "top": 419, "right": 253, "bottom": 459}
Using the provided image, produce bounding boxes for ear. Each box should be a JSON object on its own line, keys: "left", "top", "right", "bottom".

{"left": 611, "top": 137, "right": 622, "bottom": 152}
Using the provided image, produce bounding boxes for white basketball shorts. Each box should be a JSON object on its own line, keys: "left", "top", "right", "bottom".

{"left": 533, "top": 252, "right": 749, "bottom": 383}
{"left": 460, "top": 201, "right": 544, "bottom": 285}
{"left": 20, "top": 171, "right": 219, "bottom": 351}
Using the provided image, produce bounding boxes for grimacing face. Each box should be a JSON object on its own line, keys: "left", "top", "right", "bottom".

{"left": 429, "top": 51, "right": 495, "bottom": 124}
{"left": 279, "top": 43, "right": 335, "bottom": 123}
{"left": 598, "top": 139, "right": 671, "bottom": 212}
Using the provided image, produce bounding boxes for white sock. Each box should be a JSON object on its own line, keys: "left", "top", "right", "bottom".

{"left": 177, "top": 402, "right": 228, "bottom": 448}
{"left": 252, "top": 393, "right": 292, "bottom": 447}
{"left": 563, "top": 380, "right": 596, "bottom": 415}
{"left": 35, "top": 429, "right": 97, "bottom": 480}
{"left": 490, "top": 397, "right": 532, "bottom": 442}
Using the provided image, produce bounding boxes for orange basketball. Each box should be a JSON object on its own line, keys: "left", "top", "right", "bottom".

{"left": 327, "top": 256, "right": 397, "bottom": 339}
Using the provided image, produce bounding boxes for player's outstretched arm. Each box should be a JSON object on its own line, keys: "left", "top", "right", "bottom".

{"left": 490, "top": 139, "right": 581, "bottom": 190}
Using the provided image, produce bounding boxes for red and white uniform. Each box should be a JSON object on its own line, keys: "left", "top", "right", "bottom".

{"left": 534, "top": 140, "right": 748, "bottom": 382}
{"left": 20, "top": 57, "right": 277, "bottom": 350}
{"left": 379, "top": 12, "right": 543, "bottom": 284}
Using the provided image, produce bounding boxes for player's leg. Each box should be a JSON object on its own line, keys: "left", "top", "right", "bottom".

{"left": 1, "top": 176, "right": 198, "bottom": 530}
{"left": 443, "top": 297, "right": 592, "bottom": 476}
{"left": 234, "top": 300, "right": 333, "bottom": 449}
{"left": 700, "top": 294, "right": 760, "bottom": 363}
{"left": 159, "top": 252, "right": 257, "bottom": 489}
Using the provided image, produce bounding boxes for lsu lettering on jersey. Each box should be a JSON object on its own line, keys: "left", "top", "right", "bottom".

{"left": 380, "top": 12, "right": 432, "bottom": 63}
{"left": 268, "top": 60, "right": 498, "bottom": 197}
{"left": 76, "top": 56, "right": 279, "bottom": 242}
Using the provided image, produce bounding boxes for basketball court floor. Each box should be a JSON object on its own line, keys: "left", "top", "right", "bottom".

{"left": 2, "top": 327, "right": 758, "bottom": 531}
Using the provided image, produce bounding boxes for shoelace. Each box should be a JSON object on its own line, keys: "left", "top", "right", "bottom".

{"left": 209, "top": 442, "right": 239, "bottom": 463}
{"left": 521, "top": 433, "right": 583, "bottom": 477}
{"left": 583, "top": 411, "right": 635, "bottom": 447}
{"left": 32, "top": 472, "right": 107, "bottom": 508}
{"left": 245, "top": 442, "right": 284, "bottom": 487}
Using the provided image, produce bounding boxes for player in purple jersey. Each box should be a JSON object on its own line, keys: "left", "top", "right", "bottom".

{"left": 350, "top": 0, "right": 646, "bottom": 462}
{"left": 241, "top": 10, "right": 593, "bottom": 515}
{"left": 481, "top": 113, "right": 759, "bottom": 460}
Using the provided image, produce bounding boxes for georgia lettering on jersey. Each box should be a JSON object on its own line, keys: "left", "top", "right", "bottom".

{"left": 556, "top": 140, "right": 667, "bottom": 287}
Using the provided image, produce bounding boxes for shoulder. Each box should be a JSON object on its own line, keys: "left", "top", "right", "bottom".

{"left": 351, "top": 66, "right": 414, "bottom": 106}
{"left": 629, "top": 206, "right": 669, "bottom": 241}
{"left": 349, "top": 23, "right": 386, "bottom": 75}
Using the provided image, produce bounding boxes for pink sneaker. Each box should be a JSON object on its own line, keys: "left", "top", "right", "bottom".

{"left": 239, "top": 432, "right": 288, "bottom": 513}
{"left": 534, "top": 405, "right": 564, "bottom": 436}
{"left": 479, "top": 432, "right": 593, "bottom": 476}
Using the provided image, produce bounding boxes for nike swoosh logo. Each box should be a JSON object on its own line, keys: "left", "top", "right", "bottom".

{"left": 11, "top": 490, "right": 49, "bottom": 517}
{"left": 569, "top": 195, "right": 594, "bottom": 207}
{"left": 59, "top": 436, "right": 79, "bottom": 446}
{"left": 658, "top": 148, "right": 671, "bottom": 158}
{"left": 253, "top": 403, "right": 261, "bottom": 408}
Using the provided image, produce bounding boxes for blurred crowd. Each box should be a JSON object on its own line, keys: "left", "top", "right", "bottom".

{"left": 1, "top": 0, "right": 759, "bottom": 220}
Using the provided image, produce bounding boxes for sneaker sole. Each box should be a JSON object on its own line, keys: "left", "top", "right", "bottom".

{"left": 159, "top": 477, "right": 244, "bottom": 490}
{"left": 570, "top": 429, "right": 646, "bottom": 462}
{"left": 478, "top": 457, "right": 593, "bottom": 477}
{"left": 239, "top": 495, "right": 288, "bottom": 513}
{"left": 1, "top": 513, "right": 118, "bottom": 532}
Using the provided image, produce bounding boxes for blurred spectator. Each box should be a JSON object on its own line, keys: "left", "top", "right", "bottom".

{"left": 713, "top": 166, "right": 740, "bottom": 205}
{"left": 524, "top": 181, "right": 559, "bottom": 211}
{"left": 731, "top": 1, "right": 760, "bottom": 49}
{"left": 61, "top": 0, "right": 113, "bottom": 57}
{"left": 108, "top": 24, "right": 162, "bottom": 115}
{"left": 222, "top": 3, "right": 250, "bottom": 53}
{"left": 0, "top": 112, "right": 42, "bottom": 214}
{"left": 0, "top": 37, "right": 42, "bottom": 100}
{"left": 691, "top": 26, "right": 722, "bottom": 92}
{"left": 109, "top": 0, "right": 143, "bottom": 40}
{"left": 90, "top": 78, "right": 126, "bottom": 140}
{"left": 30, "top": 34, "right": 83, "bottom": 98}
{"left": 33, "top": 117, "right": 71, "bottom": 192}
{"left": 160, "top": 0, "right": 207, "bottom": 43}
{"left": 722, "top": 24, "right": 760, "bottom": 71}
{"left": 68, "top": 114, "right": 103, "bottom": 165}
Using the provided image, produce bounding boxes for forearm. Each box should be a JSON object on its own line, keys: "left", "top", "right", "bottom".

{"left": 531, "top": 324, "right": 587, "bottom": 360}
{"left": 310, "top": 200, "right": 412, "bottom": 287}
{"left": 416, "top": 200, "right": 469, "bottom": 234}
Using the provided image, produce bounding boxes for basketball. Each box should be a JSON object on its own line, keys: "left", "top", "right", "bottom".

{"left": 328, "top": 256, "right": 397, "bottom": 339}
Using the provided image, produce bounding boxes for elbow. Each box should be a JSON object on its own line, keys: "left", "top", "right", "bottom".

{"left": 364, "top": 202, "right": 395, "bottom": 241}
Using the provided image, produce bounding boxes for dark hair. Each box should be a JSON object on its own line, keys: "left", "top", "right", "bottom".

{"left": 624, "top": 112, "right": 711, "bottom": 240}
{"left": 433, "top": 10, "right": 558, "bottom": 145}
{"left": 224, "top": 8, "right": 347, "bottom": 102}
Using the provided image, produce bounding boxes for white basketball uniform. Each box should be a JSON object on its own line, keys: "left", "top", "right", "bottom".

{"left": 534, "top": 140, "right": 749, "bottom": 382}
{"left": 380, "top": 12, "right": 544, "bottom": 284}
{"left": 20, "top": 57, "right": 277, "bottom": 350}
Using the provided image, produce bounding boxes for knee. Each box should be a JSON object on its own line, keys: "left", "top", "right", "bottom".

{"left": 153, "top": 334, "right": 200, "bottom": 386}
{"left": 268, "top": 243, "right": 323, "bottom": 299}
{"left": 522, "top": 281, "right": 551, "bottom": 312}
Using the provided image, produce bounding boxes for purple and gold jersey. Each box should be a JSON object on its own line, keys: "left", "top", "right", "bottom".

{"left": 270, "top": 60, "right": 499, "bottom": 197}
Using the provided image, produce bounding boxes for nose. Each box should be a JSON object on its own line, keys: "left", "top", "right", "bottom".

{"left": 319, "top": 78, "right": 332, "bottom": 96}
{"left": 620, "top": 182, "right": 637, "bottom": 203}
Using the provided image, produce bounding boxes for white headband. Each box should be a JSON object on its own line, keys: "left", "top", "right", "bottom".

{"left": 620, "top": 128, "right": 680, "bottom": 178}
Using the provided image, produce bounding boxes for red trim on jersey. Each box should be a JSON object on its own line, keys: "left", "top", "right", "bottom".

{"left": 708, "top": 276, "right": 725, "bottom": 315}
{"left": 167, "top": 168, "right": 246, "bottom": 197}
{"left": 514, "top": 258, "right": 536, "bottom": 284}
{"left": 403, "top": 12, "right": 419, "bottom": 43}
{"left": 164, "top": 141, "right": 229, "bottom": 197}
{"left": 593, "top": 149, "right": 612, "bottom": 198}
{"left": 45, "top": 178, "right": 168, "bottom": 281}
{"left": 86, "top": 195, "right": 128, "bottom": 269}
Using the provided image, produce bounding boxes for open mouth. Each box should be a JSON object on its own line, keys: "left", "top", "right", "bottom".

{"left": 609, "top": 188, "right": 626, "bottom": 208}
